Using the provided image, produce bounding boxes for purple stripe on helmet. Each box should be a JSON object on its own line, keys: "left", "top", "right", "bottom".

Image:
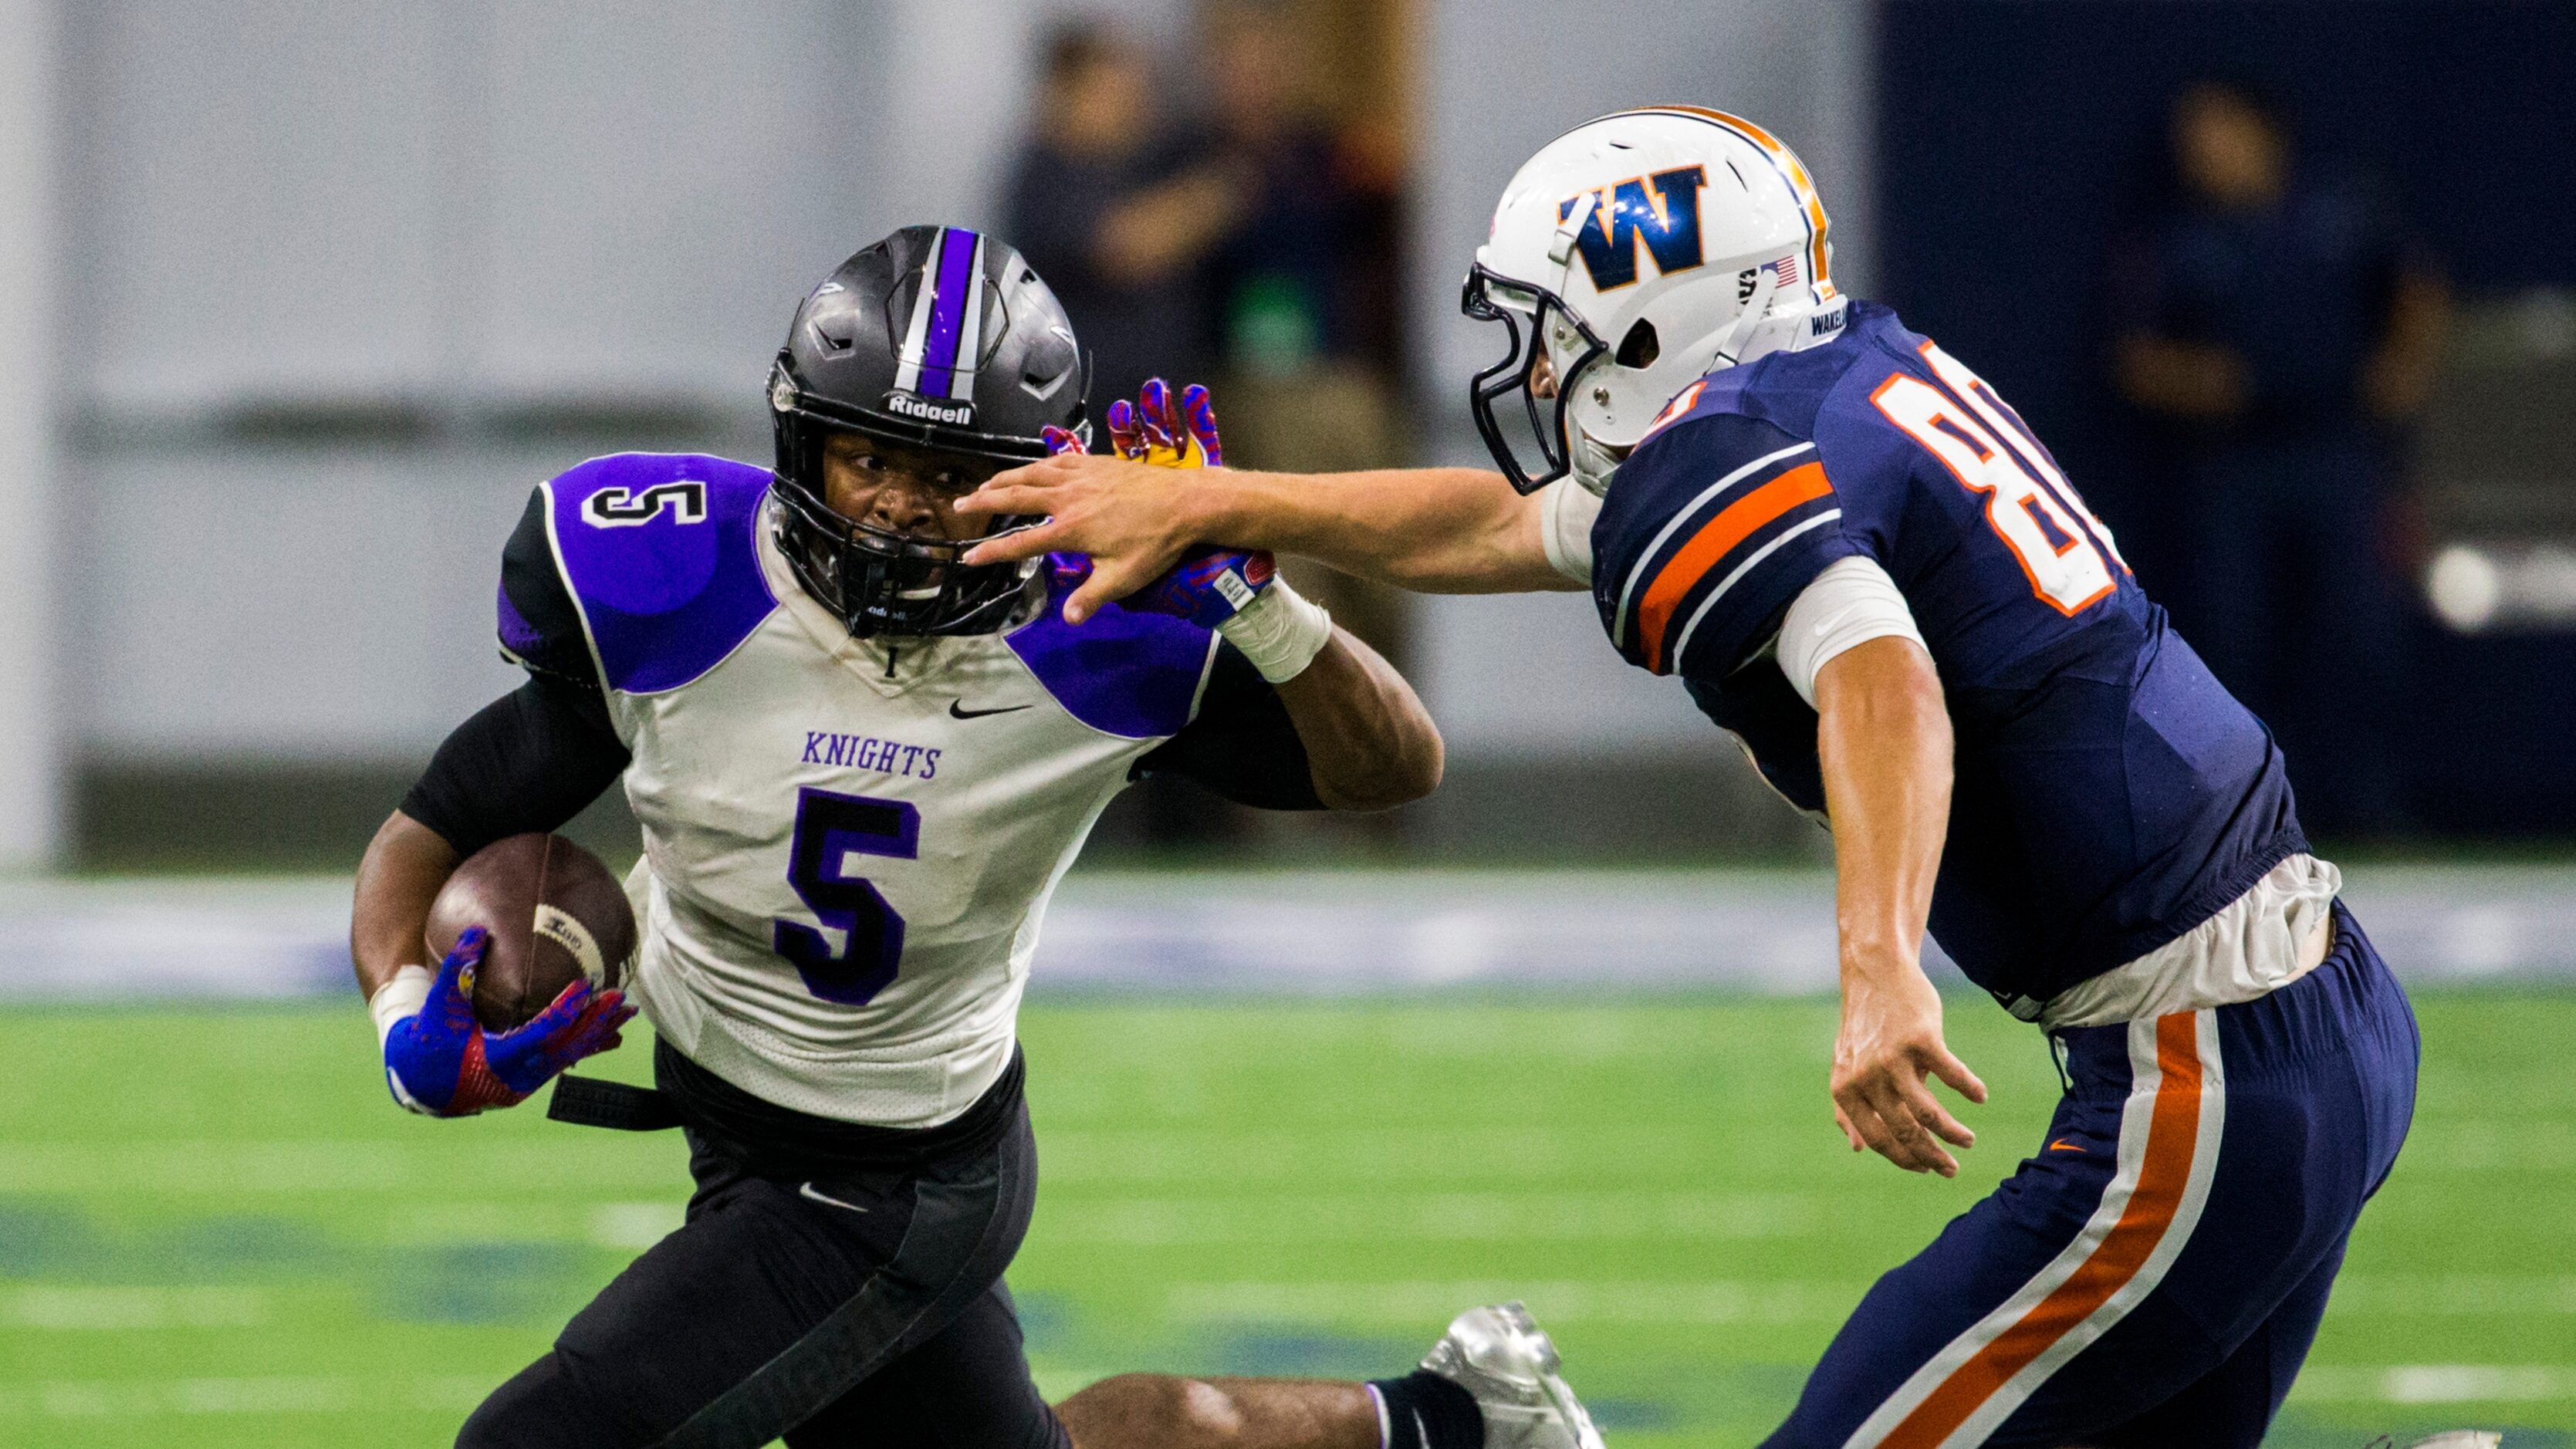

{"left": 913, "top": 228, "right": 980, "bottom": 401}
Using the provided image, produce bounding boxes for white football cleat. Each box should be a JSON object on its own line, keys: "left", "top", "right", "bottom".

{"left": 1418, "top": 1302, "right": 1606, "bottom": 1449}
{"left": 2402, "top": 1435, "right": 2502, "bottom": 1449}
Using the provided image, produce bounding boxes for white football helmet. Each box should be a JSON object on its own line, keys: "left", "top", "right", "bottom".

{"left": 1464, "top": 106, "right": 1850, "bottom": 495}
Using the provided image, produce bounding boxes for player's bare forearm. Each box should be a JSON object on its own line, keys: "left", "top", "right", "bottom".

{"left": 959, "top": 456, "right": 1574, "bottom": 624}
{"left": 1275, "top": 627, "right": 1444, "bottom": 812}
{"left": 350, "top": 809, "right": 459, "bottom": 998}
{"left": 1814, "top": 637, "right": 1986, "bottom": 1176}
{"left": 1192, "top": 466, "right": 1574, "bottom": 594}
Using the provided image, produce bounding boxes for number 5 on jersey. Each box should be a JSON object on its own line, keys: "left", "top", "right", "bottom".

{"left": 776, "top": 788, "right": 918, "bottom": 1005}
{"left": 1871, "top": 341, "right": 2128, "bottom": 616}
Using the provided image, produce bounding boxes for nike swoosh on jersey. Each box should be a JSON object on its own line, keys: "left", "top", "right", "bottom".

{"left": 948, "top": 700, "right": 1034, "bottom": 719}
{"left": 798, "top": 1181, "right": 871, "bottom": 1214}
{"left": 2047, "top": 1138, "right": 2085, "bottom": 1153}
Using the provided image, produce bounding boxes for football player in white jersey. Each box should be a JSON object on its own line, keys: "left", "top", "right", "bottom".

{"left": 348, "top": 226, "right": 1604, "bottom": 1449}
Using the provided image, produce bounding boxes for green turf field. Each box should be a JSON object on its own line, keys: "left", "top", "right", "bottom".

{"left": 1, "top": 994, "right": 2568, "bottom": 1447}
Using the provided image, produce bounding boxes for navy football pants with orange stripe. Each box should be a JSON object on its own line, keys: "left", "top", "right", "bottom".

{"left": 1768, "top": 903, "right": 2418, "bottom": 1449}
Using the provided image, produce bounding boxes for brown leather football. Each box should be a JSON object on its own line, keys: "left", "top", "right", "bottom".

{"left": 424, "top": 833, "right": 637, "bottom": 1032}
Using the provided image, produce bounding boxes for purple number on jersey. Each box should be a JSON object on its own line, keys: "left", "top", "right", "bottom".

{"left": 773, "top": 788, "right": 919, "bottom": 1005}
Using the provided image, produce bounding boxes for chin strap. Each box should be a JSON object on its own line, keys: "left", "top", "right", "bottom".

{"left": 1692, "top": 265, "right": 1784, "bottom": 373}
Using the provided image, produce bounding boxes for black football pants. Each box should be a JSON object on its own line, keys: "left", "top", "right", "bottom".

{"left": 458, "top": 1106, "right": 1068, "bottom": 1449}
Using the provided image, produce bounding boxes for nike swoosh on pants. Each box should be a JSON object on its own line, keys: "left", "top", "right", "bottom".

{"left": 799, "top": 1181, "right": 870, "bottom": 1214}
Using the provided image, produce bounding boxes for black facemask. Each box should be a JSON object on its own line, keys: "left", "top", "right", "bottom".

{"left": 1461, "top": 262, "right": 1607, "bottom": 496}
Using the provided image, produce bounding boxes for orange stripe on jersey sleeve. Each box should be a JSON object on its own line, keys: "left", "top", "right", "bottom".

{"left": 1634, "top": 460, "right": 1833, "bottom": 672}
{"left": 1876, "top": 1013, "right": 2209, "bottom": 1449}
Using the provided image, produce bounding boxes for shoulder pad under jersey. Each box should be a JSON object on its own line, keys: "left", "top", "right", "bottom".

{"left": 540, "top": 453, "right": 779, "bottom": 694}
{"left": 1006, "top": 556, "right": 1218, "bottom": 738}
{"left": 1597, "top": 407, "right": 1849, "bottom": 677}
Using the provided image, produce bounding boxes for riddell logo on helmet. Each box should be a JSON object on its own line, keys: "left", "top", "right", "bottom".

{"left": 884, "top": 391, "right": 975, "bottom": 427}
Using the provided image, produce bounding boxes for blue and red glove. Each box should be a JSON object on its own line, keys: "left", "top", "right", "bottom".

{"left": 1094, "top": 378, "right": 1278, "bottom": 628}
{"left": 380, "top": 927, "right": 635, "bottom": 1117}
{"left": 1107, "top": 377, "right": 1225, "bottom": 468}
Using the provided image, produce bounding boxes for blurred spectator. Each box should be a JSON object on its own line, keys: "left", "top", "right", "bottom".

{"left": 2111, "top": 79, "right": 2447, "bottom": 835}
{"left": 1004, "top": 21, "right": 1242, "bottom": 421}
{"left": 1198, "top": 0, "right": 1407, "bottom": 468}
{"left": 1198, "top": 0, "right": 1414, "bottom": 671}
{"left": 1004, "top": 4, "right": 1421, "bottom": 849}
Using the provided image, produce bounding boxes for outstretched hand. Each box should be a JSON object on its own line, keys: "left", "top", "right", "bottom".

{"left": 1830, "top": 956, "right": 1987, "bottom": 1177}
{"left": 962, "top": 378, "right": 1239, "bottom": 624}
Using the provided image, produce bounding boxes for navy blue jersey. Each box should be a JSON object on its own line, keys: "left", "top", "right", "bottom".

{"left": 1591, "top": 302, "right": 2304, "bottom": 1008}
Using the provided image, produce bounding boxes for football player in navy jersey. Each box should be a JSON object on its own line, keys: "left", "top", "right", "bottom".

{"left": 962, "top": 112, "right": 2473, "bottom": 1448}
{"left": 349, "top": 226, "right": 1606, "bottom": 1449}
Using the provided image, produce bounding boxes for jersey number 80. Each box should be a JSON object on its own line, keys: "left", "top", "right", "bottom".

{"left": 1871, "top": 341, "right": 2128, "bottom": 617}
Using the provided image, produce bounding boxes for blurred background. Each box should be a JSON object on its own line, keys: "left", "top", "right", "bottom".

{"left": 3, "top": 2, "right": 2575, "bottom": 1446}
{"left": 1, "top": 0, "right": 2572, "bottom": 872}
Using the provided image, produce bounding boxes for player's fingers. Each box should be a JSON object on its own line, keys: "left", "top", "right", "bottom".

{"left": 1833, "top": 1103, "right": 1865, "bottom": 1153}
{"left": 956, "top": 456, "right": 1073, "bottom": 515}
{"left": 440, "top": 933, "right": 488, "bottom": 1015}
{"left": 1062, "top": 553, "right": 1169, "bottom": 625}
{"left": 1105, "top": 398, "right": 1143, "bottom": 458}
{"left": 1141, "top": 381, "right": 1188, "bottom": 459}
{"left": 1843, "top": 1096, "right": 1915, "bottom": 1170}
{"left": 1179, "top": 383, "right": 1223, "bottom": 466}
{"left": 1929, "top": 1046, "right": 1990, "bottom": 1106}
{"left": 423, "top": 945, "right": 472, "bottom": 1008}
{"left": 1040, "top": 424, "right": 1087, "bottom": 458}
{"left": 955, "top": 483, "right": 1061, "bottom": 525}
{"left": 962, "top": 516, "right": 1067, "bottom": 566}
{"left": 1061, "top": 570, "right": 1122, "bottom": 626}
{"left": 1860, "top": 1075, "right": 1950, "bottom": 1174}
{"left": 1895, "top": 1071, "right": 1978, "bottom": 1151}
{"left": 437, "top": 924, "right": 488, "bottom": 975}
{"left": 503, "top": 977, "right": 597, "bottom": 1043}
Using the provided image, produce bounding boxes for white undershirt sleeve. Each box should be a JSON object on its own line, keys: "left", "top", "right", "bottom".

{"left": 1538, "top": 478, "right": 1601, "bottom": 585}
{"left": 1776, "top": 555, "right": 1927, "bottom": 708}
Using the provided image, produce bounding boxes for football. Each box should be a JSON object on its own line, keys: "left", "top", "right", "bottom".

{"left": 423, "top": 833, "right": 636, "bottom": 1032}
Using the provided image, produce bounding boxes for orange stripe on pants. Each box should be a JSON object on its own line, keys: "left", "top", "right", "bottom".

{"left": 1877, "top": 1013, "right": 2206, "bottom": 1449}
{"left": 1635, "top": 461, "right": 1832, "bottom": 671}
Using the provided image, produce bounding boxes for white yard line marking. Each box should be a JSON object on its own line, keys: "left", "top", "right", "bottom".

{"left": 2290, "top": 1365, "right": 2576, "bottom": 1404}
{"left": 0, "top": 1286, "right": 267, "bottom": 1330}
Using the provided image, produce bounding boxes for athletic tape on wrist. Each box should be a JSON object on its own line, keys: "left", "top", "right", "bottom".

{"left": 1215, "top": 576, "right": 1333, "bottom": 683}
{"left": 370, "top": 964, "right": 434, "bottom": 1049}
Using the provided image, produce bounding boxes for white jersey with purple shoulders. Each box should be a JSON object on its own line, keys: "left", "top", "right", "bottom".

{"left": 512, "top": 453, "right": 1229, "bottom": 1127}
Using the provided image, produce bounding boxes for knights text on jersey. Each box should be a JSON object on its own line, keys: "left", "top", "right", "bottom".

{"left": 1590, "top": 302, "right": 2305, "bottom": 1006}
{"left": 516, "top": 453, "right": 1222, "bottom": 1128}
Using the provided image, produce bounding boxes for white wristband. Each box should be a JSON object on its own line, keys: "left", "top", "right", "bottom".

{"left": 369, "top": 964, "right": 434, "bottom": 1049}
{"left": 1215, "top": 576, "right": 1333, "bottom": 683}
